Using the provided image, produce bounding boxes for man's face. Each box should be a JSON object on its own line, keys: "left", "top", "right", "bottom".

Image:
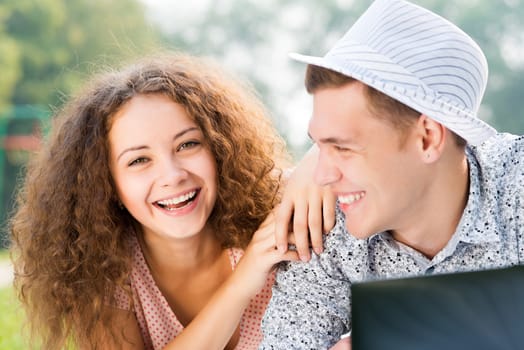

{"left": 308, "top": 82, "right": 427, "bottom": 239}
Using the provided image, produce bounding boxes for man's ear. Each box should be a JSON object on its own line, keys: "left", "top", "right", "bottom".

{"left": 414, "top": 114, "right": 447, "bottom": 163}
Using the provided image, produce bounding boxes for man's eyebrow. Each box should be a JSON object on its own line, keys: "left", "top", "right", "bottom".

{"left": 307, "top": 132, "right": 355, "bottom": 145}
{"left": 307, "top": 132, "right": 314, "bottom": 142}
{"left": 116, "top": 126, "right": 199, "bottom": 161}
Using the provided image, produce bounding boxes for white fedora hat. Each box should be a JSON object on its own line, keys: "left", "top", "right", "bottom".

{"left": 290, "top": 0, "right": 497, "bottom": 145}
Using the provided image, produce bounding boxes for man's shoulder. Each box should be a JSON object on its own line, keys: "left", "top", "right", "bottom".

{"left": 276, "top": 206, "right": 370, "bottom": 283}
{"left": 322, "top": 206, "right": 369, "bottom": 255}
{"left": 467, "top": 133, "right": 523, "bottom": 237}
{"left": 473, "top": 133, "right": 524, "bottom": 162}
{"left": 470, "top": 133, "right": 523, "bottom": 183}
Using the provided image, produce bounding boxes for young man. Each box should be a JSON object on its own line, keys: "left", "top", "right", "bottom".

{"left": 261, "top": 0, "right": 524, "bottom": 348}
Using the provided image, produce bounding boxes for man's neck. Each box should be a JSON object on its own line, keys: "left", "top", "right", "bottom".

{"left": 392, "top": 153, "right": 470, "bottom": 259}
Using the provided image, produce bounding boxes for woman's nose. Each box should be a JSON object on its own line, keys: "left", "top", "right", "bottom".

{"left": 158, "top": 158, "right": 189, "bottom": 187}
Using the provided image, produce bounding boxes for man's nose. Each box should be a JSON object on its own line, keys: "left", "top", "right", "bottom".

{"left": 314, "top": 153, "right": 342, "bottom": 186}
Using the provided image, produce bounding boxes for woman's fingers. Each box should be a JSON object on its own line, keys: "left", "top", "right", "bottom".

{"left": 322, "top": 188, "right": 337, "bottom": 234}
{"left": 292, "top": 196, "right": 311, "bottom": 262}
{"left": 307, "top": 189, "right": 324, "bottom": 255}
{"left": 274, "top": 201, "right": 293, "bottom": 253}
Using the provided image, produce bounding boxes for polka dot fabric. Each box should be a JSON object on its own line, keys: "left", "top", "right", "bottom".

{"left": 230, "top": 249, "right": 275, "bottom": 349}
{"left": 115, "top": 237, "right": 274, "bottom": 350}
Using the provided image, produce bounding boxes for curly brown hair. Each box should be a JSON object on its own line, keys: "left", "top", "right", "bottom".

{"left": 10, "top": 52, "right": 290, "bottom": 349}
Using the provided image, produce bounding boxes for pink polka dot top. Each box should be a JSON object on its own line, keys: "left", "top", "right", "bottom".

{"left": 114, "top": 236, "right": 275, "bottom": 350}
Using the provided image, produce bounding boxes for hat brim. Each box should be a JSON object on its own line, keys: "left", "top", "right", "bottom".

{"left": 289, "top": 53, "right": 497, "bottom": 146}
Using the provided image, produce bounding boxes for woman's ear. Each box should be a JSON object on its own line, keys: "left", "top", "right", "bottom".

{"left": 112, "top": 193, "right": 125, "bottom": 210}
{"left": 414, "top": 114, "right": 447, "bottom": 163}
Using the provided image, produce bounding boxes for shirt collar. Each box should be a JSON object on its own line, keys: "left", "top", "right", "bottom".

{"left": 453, "top": 147, "right": 500, "bottom": 245}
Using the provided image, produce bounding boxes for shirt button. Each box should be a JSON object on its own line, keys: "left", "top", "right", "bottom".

{"left": 426, "top": 266, "right": 435, "bottom": 274}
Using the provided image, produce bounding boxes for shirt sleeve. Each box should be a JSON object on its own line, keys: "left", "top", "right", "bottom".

{"left": 259, "top": 215, "right": 353, "bottom": 349}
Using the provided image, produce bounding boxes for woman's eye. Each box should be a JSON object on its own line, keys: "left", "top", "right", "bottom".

{"left": 178, "top": 141, "right": 200, "bottom": 151}
{"left": 128, "top": 157, "right": 149, "bottom": 166}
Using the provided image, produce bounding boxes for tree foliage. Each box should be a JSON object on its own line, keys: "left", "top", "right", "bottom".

{"left": 160, "top": 0, "right": 524, "bottom": 153}
{"left": 0, "top": 0, "right": 161, "bottom": 111}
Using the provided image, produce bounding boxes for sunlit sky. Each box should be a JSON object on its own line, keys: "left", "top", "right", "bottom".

{"left": 138, "top": 0, "right": 314, "bottom": 153}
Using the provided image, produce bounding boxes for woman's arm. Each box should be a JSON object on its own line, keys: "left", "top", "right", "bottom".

{"left": 97, "top": 217, "right": 295, "bottom": 350}
{"left": 160, "top": 214, "right": 299, "bottom": 350}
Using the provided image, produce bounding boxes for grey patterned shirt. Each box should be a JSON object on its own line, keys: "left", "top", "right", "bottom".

{"left": 260, "top": 133, "right": 524, "bottom": 350}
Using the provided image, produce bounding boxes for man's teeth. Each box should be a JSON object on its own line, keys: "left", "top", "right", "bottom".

{"left": 338, "top": 192, "right": 365, "bottom": 204}
{"left": 157, "top": 191, "right": 197, "bottom": 206}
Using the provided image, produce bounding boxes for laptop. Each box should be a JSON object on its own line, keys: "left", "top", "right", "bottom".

{"left": 351, "top": 265, "right": 524, "bottom": 350}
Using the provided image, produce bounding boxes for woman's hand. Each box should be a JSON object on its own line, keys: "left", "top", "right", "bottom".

{"left": 329, "top": 337, "right": 351, "bottom": 350}
{"left": 162, "top": 213, "right": 299, "bottom": 350}
{"left": 275, "top": 145, "right": 336, "bottom": 261}
{"left": 232, "top": 212, "right": 300, "bottom": 298}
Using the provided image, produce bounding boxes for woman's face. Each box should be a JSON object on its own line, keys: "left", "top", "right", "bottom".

{"left": 108, "top": 93, "right": 218, "bottom": 241}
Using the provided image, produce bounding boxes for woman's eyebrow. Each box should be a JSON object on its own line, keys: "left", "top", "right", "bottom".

{"left": 116, "top": 126, "right": 200, "bottom": 161}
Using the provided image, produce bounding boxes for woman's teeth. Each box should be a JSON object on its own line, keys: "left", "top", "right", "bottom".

{"left": 157, "top": 190, "right": 197, "bottom": 209}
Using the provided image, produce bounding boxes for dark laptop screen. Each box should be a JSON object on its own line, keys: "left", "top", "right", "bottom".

{"left": 351, "top": 265, "right": 524, "bottom": 350}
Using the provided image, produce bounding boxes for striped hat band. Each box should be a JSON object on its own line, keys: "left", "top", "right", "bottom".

{"left": 290, "top": 0, "right": 497, "bottom": 145}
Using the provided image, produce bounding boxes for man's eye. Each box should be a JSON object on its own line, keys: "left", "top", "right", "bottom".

{"left": 335, "top": 145, "right": 350, "bottom": 152}
{"left": 178, "top": 141, "right": 200, "bottom": 151}
{"left": 128, "top": 157, "right": 149, "bottom": 166}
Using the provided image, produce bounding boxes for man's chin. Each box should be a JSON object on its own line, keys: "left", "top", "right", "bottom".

{"left": 345, "top": 224, "right": 373, "bottom": 240}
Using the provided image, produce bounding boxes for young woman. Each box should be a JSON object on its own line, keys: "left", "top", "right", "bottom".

{"left": 10, "top": 53, "right": 334, "bottom": 349}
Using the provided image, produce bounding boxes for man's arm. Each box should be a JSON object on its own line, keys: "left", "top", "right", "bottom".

{"left": 260, "top": 212, "right": 354, "bottom": 349}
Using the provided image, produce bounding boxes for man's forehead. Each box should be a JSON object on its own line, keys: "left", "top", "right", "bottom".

{"left": 307, "top": 117, "right": 360, "bottom": 146}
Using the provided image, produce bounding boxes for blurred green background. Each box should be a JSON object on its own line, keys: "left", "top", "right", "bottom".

{"left": 1, "top": 0, "right": 524, "bottom": 347}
